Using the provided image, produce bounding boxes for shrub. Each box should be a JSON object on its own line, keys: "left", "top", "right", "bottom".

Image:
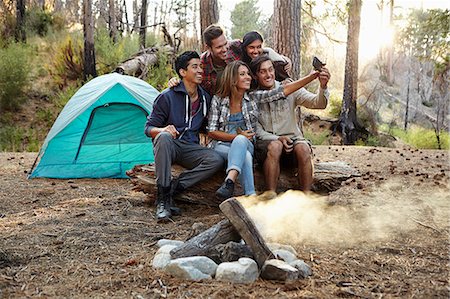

{"left": 303, "top": 127, "right": 330, "bottom": 145}
{"left": 326, "top": 91, "right": 342, "bottom": 118}
{"left": 355, "top": 135, "right": 382, "bottom": 147}
{"left": 52, "top": 81, "right": 81, "bottom": 109}
{"left": 49, "top": 35, "right": 83, "bottom": 88}
{"left": 0, "top": 42, "right": 30, "bottom": 111}
{"left": 26, "top": 7, "right": 53, "bottom": 36}
{"left": 146, "top": 49, "right": 176, "bottom": 91}
{"left": 95, "top": 27, "right": 140, "bottom": 74}
{"left": 381, "top": 125, "right": 449, "bottom": 149}
{"left": 0, "top": 126, "right": 39, "bottom": 152}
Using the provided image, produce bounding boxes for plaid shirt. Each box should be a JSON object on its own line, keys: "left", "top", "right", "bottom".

{"left": 200, "top": 40, "right": 242, "bottom": 96}
{"left": 207, "top": 86, "right": 285, "bottom": 145}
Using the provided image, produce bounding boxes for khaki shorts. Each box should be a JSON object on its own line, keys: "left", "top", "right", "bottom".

{"left": 255, "top": 138, "right": 313, "bottom": 167}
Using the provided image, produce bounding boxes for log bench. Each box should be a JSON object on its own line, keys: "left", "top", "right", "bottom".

{"left": 126, "top": 161, "right": 360, "bottom": 206}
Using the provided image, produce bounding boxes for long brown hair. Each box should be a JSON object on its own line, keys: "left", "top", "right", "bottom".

{"left": 216, "top": 60, "right": 252, "bottom": 99}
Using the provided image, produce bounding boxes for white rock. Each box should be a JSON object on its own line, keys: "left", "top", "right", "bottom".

{"left": 156, "top": 244, "right": 178, "bottom": 255}
{"left": 261, "top": 259, "right": 299, "bottom": 281}
{"left": 215, "top": 258, "right": 259, "bottom": 284}
{"left": 289, "top": 259, "right": 312, "bottom": 278}
{"left": 152, "top": 252, "right": 172, "bottom": 269}
{"left": 272, "top": 249, "right": 297, "bottom": 263}
{"left": 267, "top": 243, "right": 298, "bottom": 256}
{"left": 164, "top": 256, "right": 218, "bottom": 281}
{"left": 156, "top": 239, "right": 185, "bottom": 248}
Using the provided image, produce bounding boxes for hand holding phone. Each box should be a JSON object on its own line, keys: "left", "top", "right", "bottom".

{"left": 313, "top": 56, "right": 326, "bottom": 71}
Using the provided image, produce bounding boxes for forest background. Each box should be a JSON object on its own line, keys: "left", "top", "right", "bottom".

{"left": 0, "top": 0, "right": 449, "bottom": 152}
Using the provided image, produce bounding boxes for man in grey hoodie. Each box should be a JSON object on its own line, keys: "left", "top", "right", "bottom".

{"left": 145, "top": 51, "right": 224, "bottom": 222}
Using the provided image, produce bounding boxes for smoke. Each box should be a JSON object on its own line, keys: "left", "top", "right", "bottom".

{"left": 237, "top": 181, "right": 448, "bottom": 246}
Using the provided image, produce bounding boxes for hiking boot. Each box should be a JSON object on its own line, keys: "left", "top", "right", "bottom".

{"left": 169, "top": 178, "right": 182, "bottom": 216}
{"left": 156, "top": 185, "right": 172, "bottom": 222}
{"left": 215, "top": 179, "right": 235, "bottom": 200}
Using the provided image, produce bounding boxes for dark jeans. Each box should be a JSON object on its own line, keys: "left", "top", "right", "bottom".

{"left": 153, "top": 132, "right": 224, "bottom": 189}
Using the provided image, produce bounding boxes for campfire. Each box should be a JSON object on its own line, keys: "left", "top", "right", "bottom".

{"left": 151, "top": 197, "right": 312, "bottom": 283}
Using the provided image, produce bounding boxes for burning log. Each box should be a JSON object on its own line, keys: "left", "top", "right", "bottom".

{"left": 170, "top": 220, "right": 241, "bottom": 260}
{"left": 126, "top": 161, "right": 359, "bottom": 206}
{"left": 219, "top": 198, "right": 275, "bottom": 268}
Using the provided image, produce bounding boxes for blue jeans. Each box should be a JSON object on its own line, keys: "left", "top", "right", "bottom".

{"left": 213, "top": 135, "right": 256, "bottom": 195}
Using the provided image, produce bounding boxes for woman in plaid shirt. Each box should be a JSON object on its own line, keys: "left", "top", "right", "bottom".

{"left": 208, "top": 60, "right": 320, "bottom": 199}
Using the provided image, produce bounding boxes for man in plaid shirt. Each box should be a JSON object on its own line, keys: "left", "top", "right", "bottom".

{"left": 200, "top": 25, "right": 241, "bottom": 96}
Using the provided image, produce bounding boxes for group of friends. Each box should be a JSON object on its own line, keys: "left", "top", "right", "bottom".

{"left": 144, "top": 25, "right": 331, "bottom": 222}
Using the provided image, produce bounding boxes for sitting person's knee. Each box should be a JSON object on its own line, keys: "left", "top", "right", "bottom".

{"left": 234, "top": 134, "right": 248, "bottom": 144}
{"left": 295, "top": 143, "right": 311, "bottom": 160}
{"left": 156, "top": 131, "right": 173, "bottom": 141}
{"left": 208, "top": 150, "right": 225, "bottom": 167}
{"left": 267, "top": 140, "right": 283, "bottom": 156}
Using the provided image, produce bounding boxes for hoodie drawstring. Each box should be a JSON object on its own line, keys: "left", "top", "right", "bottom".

{"left": 185, "top": 94, "right": 189, "bottom": 123}
{"left": 203, "top": 95, "right": 207, "bottom": 117}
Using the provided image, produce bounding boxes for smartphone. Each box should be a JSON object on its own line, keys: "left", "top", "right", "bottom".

{"left": 313, "top": 56, "right": 325, "bottom": 71}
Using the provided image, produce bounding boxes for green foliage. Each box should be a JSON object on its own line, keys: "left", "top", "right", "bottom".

{"left": 26, "top": 7, "right": 53, "bottom": 36}
{"left": 36, "top": 108, "right": 55, "bottom": 127}
{"left": 380, "top": 124, "right": 449, "bottom": 150}
{"left": 53, "top": 81, "right": 81, "bottom": 109}
{"left": 230, "top": 0, "right": 261, "bottom": 39}
{"left": 326, "top": 91, "right": 342, "bottom": 118}
{"left": 0, "top": 42, "right": 30, "bottom": 111}
{"left": 399, "top": 9, "right": 450, "bottom": 72}
{"left": 0, "top": 126, "right": 39, "bottom": 152}
{"left": 146, "top": 50, "right": 176, "bottom": 91}
{"left": 355, "top": 135, "right": 381, "bottom": 147}
{"left": 303, "top": 128, "right": 330, "bottom": 145}
{"left": 49, "top": 35, "right": 84, "bottom": 87}
{"left": 95, "top": 27, "right": 140, "bottom": 74}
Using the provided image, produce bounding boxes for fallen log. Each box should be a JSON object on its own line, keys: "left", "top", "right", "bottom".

{"left": 126, "top": 160, "right": 359, "bottom": 205}
{"left": 114, "top": 45, "right": 174, "bottom": 79}
{"left": 220, "top": 198, "right": 274, "bottom": 268}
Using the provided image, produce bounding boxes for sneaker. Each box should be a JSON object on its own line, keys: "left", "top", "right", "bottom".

{"left": 215, "top": 179, "right": 235, "bottom": 200}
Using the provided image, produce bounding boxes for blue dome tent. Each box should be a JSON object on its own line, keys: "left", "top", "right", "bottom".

{"left": 29, "top": 73, "right": 159, "bottom": 178}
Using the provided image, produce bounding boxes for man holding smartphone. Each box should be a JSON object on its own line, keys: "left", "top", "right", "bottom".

{"left": 250, "top": 55, "right": 331, "bottom": 192}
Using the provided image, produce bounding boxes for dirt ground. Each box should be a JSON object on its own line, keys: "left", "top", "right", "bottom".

{"left": 0, "top": 145, "right": 449, "bottom": 298}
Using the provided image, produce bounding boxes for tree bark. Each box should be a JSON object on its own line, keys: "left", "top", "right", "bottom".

{"left": 132, "top": 0, "right": 139, "bottom": 33}
{"left": 199, "top": 0, "right": 218, "bottom": 45}
{"left": 139, "top": 0, "right": 148, "bottom": 48}
{"left": 338, "top": 0, "right": 366, "bottom": 145}
{"left": 83, "top": 0, "right": 97, "bottom": 80}
{"left": 272, "top": 0, "right": 301, "bottom": 79}
{"left": 109, "top": 0, "right": 117, "bottom": 43}
{"left": 15, "top": 0, "right": 26, "bottom": 43}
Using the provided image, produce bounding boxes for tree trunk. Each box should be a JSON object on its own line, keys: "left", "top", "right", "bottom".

{"left": 15, "top": 0, "right": 26, "bottom": 43}
{"left": 83, "top": 0, "right": 97, "bottom": 80}
{"left": 132, "top": 0, "right": 139, "bottom": 33}
{"left": 404, "top": 61, "right": 411, "bottom": 130}
{"left": 272, "top": 0, "right": 301, "bottom": 79}
{"left": 386, "top": 0, "right": 394, "bottom": 85}
{"left": 109, "top": 0, "right": 117, "bottom": 42}
{"left": 139, "top": 0, "right": 147, "bottom": 48}
{"left": 199, "top": 0, "right": 218, "bottom": 45}
{"left": 338, "top": 0, "right": 366, "bottom": 145}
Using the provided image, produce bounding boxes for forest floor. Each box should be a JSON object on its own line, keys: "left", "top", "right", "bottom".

{"left": 0, "top": 146, "right": 449, "bottom": 298}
